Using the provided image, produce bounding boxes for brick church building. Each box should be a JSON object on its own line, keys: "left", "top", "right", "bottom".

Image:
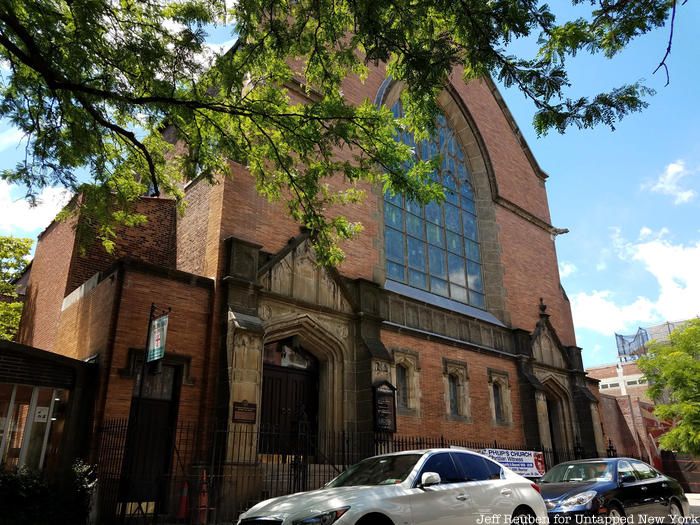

{"left": 15, "top": 64, "right": 605, "bottom": 518}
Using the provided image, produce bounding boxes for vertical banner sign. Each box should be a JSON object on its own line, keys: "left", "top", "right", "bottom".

{"left": 146, "top": 314, "right": 169, "bottom": 362}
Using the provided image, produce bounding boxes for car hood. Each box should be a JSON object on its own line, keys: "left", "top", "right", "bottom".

{"left": 240, "top": 484, "right": 401, "bottom": 521}
{"left": 539, "top": 481, "right": 608, "bottom": 502}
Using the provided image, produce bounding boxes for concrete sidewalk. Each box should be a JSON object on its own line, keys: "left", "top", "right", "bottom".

{"left": 687, "top": 493, "right": 700, "bottom": 515}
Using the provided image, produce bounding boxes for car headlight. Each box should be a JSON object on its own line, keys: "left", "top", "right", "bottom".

{"left": 559, "top": 490, "right": 598, "bottom": 509}
{"left": 292, "top": 507, "right": 350, "bottom": 525}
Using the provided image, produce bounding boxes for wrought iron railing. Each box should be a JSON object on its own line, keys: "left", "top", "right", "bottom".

{"left": 95, "top": 420, "right": 601, "bottom": 524}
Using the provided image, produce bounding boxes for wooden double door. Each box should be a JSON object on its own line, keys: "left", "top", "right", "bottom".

{"left": 260, "top": 363, "right": 318, "bottom": 453}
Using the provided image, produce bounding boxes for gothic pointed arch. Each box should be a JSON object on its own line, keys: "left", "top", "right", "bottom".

{"left": 262, "top": 313, "right": 347, "bottom": 433}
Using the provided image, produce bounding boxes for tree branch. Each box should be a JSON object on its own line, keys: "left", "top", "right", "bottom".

{"left": 653, "top": 0, "right": 677, "bottom": 86}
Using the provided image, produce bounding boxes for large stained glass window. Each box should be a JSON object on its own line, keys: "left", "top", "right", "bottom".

{"left": 384, "top": 103, "right": 485, "bottom": 309}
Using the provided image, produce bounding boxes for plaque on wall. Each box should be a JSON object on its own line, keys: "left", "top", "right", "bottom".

{"left": 232, "top": 401, "right": 257, "bottom": 424}
{"left": 373, "top": 380, "right": 397, "bottom": 433}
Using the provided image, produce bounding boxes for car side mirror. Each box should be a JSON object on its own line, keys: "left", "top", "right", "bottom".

{"left": 619, "top": 474, "right": 636, "bottom": 485}
{"left": 420, "top": 472, "right": 441, "bottom": 488}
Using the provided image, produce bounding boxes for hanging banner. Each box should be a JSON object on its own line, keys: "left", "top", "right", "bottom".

{"left": 147, "top": 314, "right": 169, "bottom": 362}
{"left": 481, "top": 448, "right": 546, "bottom": 477}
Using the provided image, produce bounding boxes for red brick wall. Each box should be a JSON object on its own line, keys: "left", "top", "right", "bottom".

{"left": 381, "top": 329, "right": 525, "bottom": 444}
{"left": 47, "top": 262, "right": 214, "bottom": 432}
{"left": 66, "top": 197, "right": 177, "bottom": 294}
{"left": 55, "top": 271, "right": 119, "bottom": 434}
{"left": 17, "top": 216, "right": 78, "bottom": 351}
{"left": 55, "top": 273, "right": 116, "bottom": 361}
{"left": 599, "top": 394, "right": 639, "bottom": 457}
{"left": 496, "top": 207, "right": 576, "bottom": 345}
{"left": 19, "top": 198, "right": 178, "bottom": 352}
{"left": 450, "top": 76, "right": 551, "bottom": 223}
{"left": 100, "top": 268, "right": 214, "bottom": 426}
{"left": 177, "top": 179, "right": 215, "bottom": 276}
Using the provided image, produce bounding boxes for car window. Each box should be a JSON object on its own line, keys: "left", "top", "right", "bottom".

{"left": 326, "top": 453, "right": 422, "bottom": 487}
{"left": 420, "top": 452, "right": 463, "bottom": 484}
{"left": 483, "top": 458, "right": 504, "bottom": 480}
{"left": 541, "top": 461, "right": 611, "bottom": 483}
{"left": 632, "top": 461, "right": 658, "bottom": 481}
{"left": 617, "top": 461, "right": 638, "bottom": 482}
{"left": 451, "top": 452, "right": 495, "bottom": 481}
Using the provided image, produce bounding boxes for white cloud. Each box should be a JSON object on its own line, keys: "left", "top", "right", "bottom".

{"left": 0, "top": 128, "right": 24, "bottom": 152}
{"left": 642, "top": 160, "right": 697, "bottom": 204}
{"left": 571, "top": 228, "right": 700, "bottom": 336}
{"left": 559, "top": 261, "right": 577, "bottom": 278}
{"left": 0, "top": 181, "right": 72, "bottom": 234}
{"left": 571, "top": 290, "right": 656, "bottom": 336}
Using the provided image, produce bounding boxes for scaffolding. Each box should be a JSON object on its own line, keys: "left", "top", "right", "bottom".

{"left": 615, "top": 319, "right": 692, "bottom": 362}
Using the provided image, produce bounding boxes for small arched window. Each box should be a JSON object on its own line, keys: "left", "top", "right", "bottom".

{"left": 384, "top": 102, "right": 485, "bottom": 308}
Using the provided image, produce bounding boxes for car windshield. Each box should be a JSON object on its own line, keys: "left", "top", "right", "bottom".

{"left": 540, "top": 461, "right": 613, "bottom": 483}
{"left": 326, "top": 453, "right": 423, "bottom": 487}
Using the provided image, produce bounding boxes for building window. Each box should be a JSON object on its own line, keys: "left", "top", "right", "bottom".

{"left": 384, "top": 102, "right": 485, "bottom": 309}
{"left": 449, "top": 375, "right": 460, "bottom": 416}
{"left": 443, "top": 359, "right": 470, "bottom": 421}
{"left": 488, "top": 370, "right": 511, "bottom": 426}
{"left": 393, "top": 350, "right": 420, "bottom": 416}
{"left": 600, "top": 384, "right": 609, "bottom": 389}
{"left": 493, "top": 382, "right": 504, "bottom": 422}
{"left": 0, "top": 383, "right": 69, "bottom": 473}
{"left": 396, "top": 364, "right": 409, "bottom": 409}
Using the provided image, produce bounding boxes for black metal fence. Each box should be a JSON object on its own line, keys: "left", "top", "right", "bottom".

{"left": 95, "top": 420, "right": 600, "bottom": 524}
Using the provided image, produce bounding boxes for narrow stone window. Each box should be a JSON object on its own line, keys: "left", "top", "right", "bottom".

{"left": 396, "top": 364, "right": 409, "bottom": 409}
{"left": 488, "top": 369, "right": 512, "bottom": 426}
{"left": 393, "top": 350, "right": 420, "bottom": 416}
{"left": 493, "top": 382, "right": 504, "bottom": 423}
{"left": 443, "top": 359, "right": 470, "bottom": 421}
{"left": 448, "top": 374, "right": 460, "bottom": 416}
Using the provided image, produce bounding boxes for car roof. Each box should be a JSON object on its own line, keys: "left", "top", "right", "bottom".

{"left": 554, "top": 457, "right": 641, "bottom": 465}
{"left": 369, "top": 448, "right": 493, "bottom": 461}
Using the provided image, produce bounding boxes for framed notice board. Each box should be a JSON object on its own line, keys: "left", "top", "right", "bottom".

{"left": 373, "top": 380, "right": 397, "bottom": 433}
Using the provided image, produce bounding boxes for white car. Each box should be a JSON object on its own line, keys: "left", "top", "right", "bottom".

{"left": 237, "top": 448, "right": 548, "bottom": 525}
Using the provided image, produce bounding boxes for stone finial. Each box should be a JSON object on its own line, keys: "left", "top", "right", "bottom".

{"left": 539, "top": 297, "right": 547, "bottom": 315}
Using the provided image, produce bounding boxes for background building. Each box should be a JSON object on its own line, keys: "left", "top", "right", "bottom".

{"left": 588, "top": 361, "right": 662, "bottom": 462}
{"left": 588, "top": 319, "right": 700, "bottom": 492}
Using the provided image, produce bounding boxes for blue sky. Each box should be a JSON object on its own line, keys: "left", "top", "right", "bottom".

{"left": 1, "top": 5, "right": 698, "bottom": 367}
{"left": 498, "top": 2, "right": 700, "bottom": 366}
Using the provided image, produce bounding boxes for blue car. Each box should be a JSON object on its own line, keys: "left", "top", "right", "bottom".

{"left": 538, "top": 458, "right": 689, "bottom": 522}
